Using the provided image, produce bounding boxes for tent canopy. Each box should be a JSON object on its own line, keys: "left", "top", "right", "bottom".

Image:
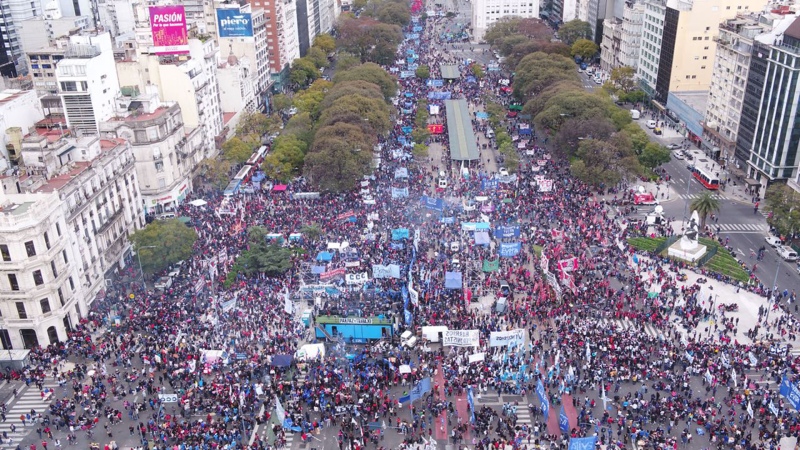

{"left": 271, "top": 354, "right": 293, "bottom": 367}
{"left": 273, "top": 184, "right": 288, "bottom": 191}
{"left": 189, "top": 199, "right": 207, "bottom": 206}
{"left": 441, "top": 64, "right": 460, "bottom": 79}
{"left": 445, "top": 99, "right": 480, "bottom": 161}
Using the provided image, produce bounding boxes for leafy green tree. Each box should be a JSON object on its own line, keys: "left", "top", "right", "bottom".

{"left": 336, "top": 52, "right": 362, "bottom": 72}
{"left": 236, "top": 112, "right": 282, "bottom": 147}
{"left": 558, "top": 19, "right": 592, "bottom": 46}
{"left": 304, "top": 129, "right": 374, "bottom": 192}
{"left": 608, "top": 66, "right": 637, "bottom": 93}
{"left": 336, "top": 17, "right": 402, "bottom": 65}
{"left": 764, "top": 184, "right": 800, "bottom": 238}
{"left": 293, "top": 79, "right": 333, "bottom": 116}
{"left": 619, "top": 89, "right": 647, "bottom": 104}
{"left": 262, "top": 134, "right": 308, "bottom": 182}
{"left": 471, "top": 65, "right": 484, "bottom": 79}
{"left": 533, "top": 90, "right": 612, "bottom": 133}
{"left": 505, "top": 40, "right": 571, "bottom": 69}
{"left": 312, "top": 33, "right": 336, "bottom": 53}
{"left": 570, "top": 135, "right": 641, "bottom": 187}
{"left": 318, "top": 93, "right": 391, "bottom": 135}
{"left": 377, "top": 1, "right": 411, "bottom": 26}
{"left": 553, "top": 117, "right": 616, "bottom": 157}
{"left": 321, "top": 80, "right": 384, "bottom": 110}
{"left": 690, "top": 193, "right": 721, "bottom": 229}
{"left": 306, "top": 47, "right": 330, "bottom": 69}
{"left": 131, "top": 220, "right": 198, "bottom": 274}
{"left": 415, "top": 64, "right": 430, "bottom": 79}
{"left": 571, "top": 39, "right": 598, "bottom": 60}
{"left": 638, "top": 142, "right": 671, "bottom": 169}
{"left": 413, "top": 143, "right": 428, "bottom": 157}
{"left": 198, "top": 158, "right": 232, "bottom": 190}
{"left": 333, "top": 63, "right": 397, "bottom": 101}
{"left": 290, "top": 57, "right": 320, "bottom": 86}
{"left": 411, "top": 128, "right": 429, "bottom": 144}
{"left": 513, "top": 52, "right": 578, "bottom": 101}
{"left": 271, "top": 93, "right": 293, "bottom": 113}
{"left": 283, "top": 112, "right": 315, "bottom": 146}
{"left": 522, "top": 80, "right": 583, "bottom": 119}
{"left": 221, "top": 137, "right": 253, "bottom": 164}
{"left": 237, "top": 226, "right": 293, "bottom": 276}
{"left": 313, "top": 123, "right": 375, "bottom": 155}
{"left": 622, "top": 123, "right": 650, "bottom": 154}
{"left": 484, "top": 17, "right": 552, "bottom": 47}
{"left": 300, "top": 223, "right": 323, "bottom": 241}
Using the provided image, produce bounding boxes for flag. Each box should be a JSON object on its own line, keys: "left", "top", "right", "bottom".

{"left": 467, "top": 385, "right": 475, "bottom": 423}
{"left": 399, "top": 377, "right": 431, "bottom": 403}
{"left": 482, "top": 259, "right": 500, "bottom": 272}
{"left": 568, "top": 436, "right": 597, "bottom": 450}
{"left": 559, "top": 404, "right": 570, "bottom": 433}
{"left": 536, "top": 379, "right": 550, "bottom": 419}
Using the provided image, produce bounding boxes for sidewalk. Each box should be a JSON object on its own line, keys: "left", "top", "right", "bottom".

{"left": 681, "top": 148, "right": 757, "bottom": 205}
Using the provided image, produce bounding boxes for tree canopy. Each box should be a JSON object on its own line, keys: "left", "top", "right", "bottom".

{"left": 333, "top": 62, "right": 397, "bottom": 101}
{"left": 558, "top": 19, "right": 592, "bottom": 46}
{"left": 765, "top": 184, "right": 800, "bottom": 238}
{"left": 690, "top": 193, "right": 721, "bottom": 229}
{"left": 221, "top": 137, "right": 253, "bottom": 165}
{"left": 571, "top": 39, "right": 599, "bottom": 60}
{"left": 312, "top": 33, "right": 336, "bottom": 53}
{"left": 570, "top": 134, "right": 642, "bottom": 187}
{"left": 513, "top": 52, "right": 578, "bottom": 101}
{"left": 198, "top": 158, "right": 232, "bottom": 190}
{"left": 236, "top": 226, "right": 293, "bottom": 276}
{"left": 336, "top": 17, "right": 402, "bottom": 65}
{"left": 131, "top": 219, "right": 198, "bottom": 274}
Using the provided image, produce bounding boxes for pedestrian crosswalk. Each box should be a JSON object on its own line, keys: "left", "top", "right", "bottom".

{"left": 281, "top": 371, "right": 306, "bottom": 448}
{"left": 0, "top": 380, "right": 60, "bottom": 449}
{"left": 515, "top": 405, "right": 533, "bottom": 433}
{"left": 595, "top": 317, "right": 666, "bottom": 340}
{"left": 716, "top": 223, "right": 768, "bottom": 232}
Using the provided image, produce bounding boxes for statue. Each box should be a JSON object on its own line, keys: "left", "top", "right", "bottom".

{"left": 680, "top": 210, "right": 701, "bottom": 250}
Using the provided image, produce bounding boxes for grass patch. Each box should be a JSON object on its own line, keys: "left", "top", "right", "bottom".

{"left": 698, "top": 238, "right": 750, "bottom": 283}
{"left": 626, "top": 236, "right": 666, "bottom": 252}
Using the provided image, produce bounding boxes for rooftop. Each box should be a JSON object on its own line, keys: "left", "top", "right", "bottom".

{"left": 785, "top": 16, "right": 800, "bottom": 40}
{"left": 223, "top": 112, "right": 236, "bottom": 125}
{"left": 33, "top": 161, "right": 90, "bottom": 193}
{"left": 0, "top": 202, "right": 34, "bottom": 216}
{"left": 110, "top": 105, "right": 171, "bottom": 122}
{"left": 0, "top": 89, "right": 32, "bottom": 106}
{"left": 673, "top": 91, "right": 708, "bottom": 116}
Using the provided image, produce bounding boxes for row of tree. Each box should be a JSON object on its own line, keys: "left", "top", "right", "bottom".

{"left": 290, "top": 34, "right": 337, "bottom": 87}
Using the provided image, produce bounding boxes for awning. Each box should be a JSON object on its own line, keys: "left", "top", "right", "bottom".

{"left": 652, "top": 100, "right": 666, "bottom": 112}
{"left": 744, "top": 178, "right": 760, "bottom": 187}
{"left": 57, "top": 146, "right": 75, "bottom": 158}
{"left": 273, "top": 184, "right": 288, "bottom": 191}
{"left": 189, "top": 199, "right": 207, "bottom": 206}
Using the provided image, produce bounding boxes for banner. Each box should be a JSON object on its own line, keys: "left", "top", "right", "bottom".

{"left": 467, "top": 385, "right": 475, "bottom": 423}
{"left": 337, "top": 211, "right": 356, "bottom": 221}
{"left": 539, "top": 178, "right": 554, "bottom": 192}
{"left": 221, "top": 298, "right": 237, "bottom": 312}
{"left": 440, "top": 217, "right": 455, "bottom": 224}
{"left": 443, "top": 330, "right": 479, "bottom": 347}
{"left": 499, "top": 242, "right": 521, "bottom": 258}
{"left": 428, "top": 124, "right": 444, "bottom": 134}
{"left": 149, "top": 5, "right": 189, "bottom": 54}
{"left": 419, "top": 195, "right": 444, "bottom": 211}
{"left": 399, "top": 377, "right": 431, "bottom": 403}
{"left": 400, "top": 71, "right": 415, "bottom": 78}
{"left": 536, "top": 379, "right": 550, "bottom": 419}
{"left": 372, "top": 264, "right": 401, "bottom": 279}
{"left": 481, "top": 178, "right": 499, "bottom": 190}
{"left": 391, "top": 228, "right": 410, "bottom": 240}
{"left": 546, "top": 271, "right": 562, "bottom": 298}
{"left": 426, "top": 79, "right": 444, "bottom": 87}
{"left": 394, "top": 168, "right": 409, "bottom": 179}
{"left": 275, "top": 396, "right": 286, "bottom": 424}
{"left": 194, "top": 276, "right": 205, "bottom": 294}
{"left": 468, "top": 353, "right": 485, "bottom": 363}
{"left": 482, "top": 259, "right": 499, "bottom": 272}
{"left": 568, "top": 436, "right": 597, "bottom": 450}
{"left": 390, "top": 242, "right": 405, "bottom": 250}
{"left": 311, "top": 265, "right": 326, "bottom": 274}
{"left": 427, "top": 91, "right": 451, "bottom": 100}
{"left": 494, "top": 225, "right": 521, "bottom": 239}
{"left": 489, "top": 329, "right": 524, "bottom": 347}
{"left": 557, "top": 257, "right": 578, "bottom": 273}
{"left": 444, "top": 271, "right": 462, "bottom": 289}
{"left": 461, "top": 222, "right": 491, "bottom": 231}
{"left": 559, "top": 404, "right": 570, "bottom": 433}
{"left": 216, "top": 9, "right": 253, "bottom": 38}
{"left": 391, "top": 187, "right": 409, "bottom": 198}
{"left": 319, "top": 268, "right": 346, "bottom": 280}
{"left": 781, "top": 376, "right": 800, "bottom": 410}
{"left": 345, "top": 272, "right": 369, "bottom": 285}
{"left": 283, "top": 292, "right": 292, "bottom": 314}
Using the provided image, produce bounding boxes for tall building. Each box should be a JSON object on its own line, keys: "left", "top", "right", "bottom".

{"left": 0, "top": 89, "right": 45, "bottom": 165}
{"left": 296, "top": 0, "right": 337, "bottom": 55}
{"left": 0, "top": 133, "right": 142, "bottom": 349}
{"left": 637, "top": 0, "right": 767, "bottom": 104}
{"left": 246, "top": 0, "right": 300, "bottom": 83}
{"left": 17, "top": 2, "right": 90, "bottom": 54}
{"left": 99, "top": 92, "right": 203, "bottom": 214}
{"left": 56, "top": 31, "right": 120, "bottom": 135}
{"left": 471, "top": 0, "right": 541, "bottom": 43}
{"left": 741, "top": 16, "right": 800, "bottom": 190}
{"left": 0, "top": 0, "right": 49, "bottom": 76}
{"left": 217, "top": 54, "right": 257, "bottom": 116}
{"left": 600, "top": 0, "right": 643, "bottom": 71}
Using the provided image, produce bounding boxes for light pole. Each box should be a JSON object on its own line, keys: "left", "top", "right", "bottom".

{"left": 134, "top": 245, "right": 157, "bottom": 290}
{"left": 766, "top": 256, "right": 780, "bottom": 322}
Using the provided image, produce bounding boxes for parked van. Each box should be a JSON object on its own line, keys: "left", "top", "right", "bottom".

{"left": 421, "top": 326, "right": 448, "bottom": 342}
{"left": 437, "top": 171, "right": 448, "bottom": 189}
{"left": 400, "top": 330, "right": 413, "bottom": 345}
{"left": 778, "top": 246, "right": 798, "bottom": 262}
{"left": 630, "top": 109, "right": 641, "bottom": 120}
{"left": 647, "top": 120, "right": 657, "bottom": 129}
{"left": 154, "top": 276, "right": 173, "bottom": 291}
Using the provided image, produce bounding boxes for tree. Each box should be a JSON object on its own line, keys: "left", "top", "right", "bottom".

{"left": 131, "top": 220, "right": 198, "bottom": 274}
{"left": 333, "top": 62, "right": 397, "bottom": 101}
{"left": 411, "top": 128, "right": 429, "bottom": 144}
{"left": 558, "top": 19, "right": 592, "bottom": 46}
{"left": 484, "top": 17, "right": 552, "bottom": 47}
{"left": 571, "top": 39, "right": 598, "bottom": 61}
{"left": 300, "top": 223, "right": 323, "bottom": 241}
{"left": 609, "top": 66, "right": 637, "bottom": 93}
{"left": 306, "top": 47, "right": 330, "bottom": 69}
{"left": 221, "top": 137, "right": 253, "bottom": 164}
{"left": 236, "top": 112, "right": 282, "bottom": 147}
{"left": 413, "top": 143, "right": 428, "bottom": 157}
{"left": 262, "top": 134, "right": 308, "bottom": 182}
{"left": 304, "top": 130, "right": 374, "bottom": 192}
{"left": 415, "top": 64, "right": 430, "bottom": 79}
{"left": 622, "top": 123, "right": 650, "bottom": 154}
{"left": 198, "top": 158, "right": 232, "bottom": 190}
{"left": 318, "top": 93, "right": 391, "bottom": 135}
{"left": 533, "top": 90, "right": 613, "bottom": 133}
{"left": 336, "top": 18, "right": 402, "bottom": 65}
{"left": 505, "top": 40, "right": 571, "bottom": 69}
{"left": 570, "top": 135, "right": 641, "bottom": 187}
{"left": 638, "top": 142, "right": 671, "bottom": 169}
{"left": 690, "top": 193, "right": 721, "bottom": 230}
{"left": 271, "top": 93, "right": 293, "bottom": 113}
{"left": 764, "top": 184, "right": 800, "bottom": 238}
{"left": 321, "top": 80, "right": 385, "bottom": 110}
{"left": 471, "top": 64, "right": 484, "bottom": 79}
{"left": 283, "top": 112, "right": 315, "bottom": 146}
{"left": 237, "top": 226, "right": 293, "bottom": 276}
{"left": 513, "top": 52, "right": 578, "bottom": 101}
{"left": 290, "top": 57, "right": 320, "bottom": 86}
{"left": 553, "top": 117, "right": 616, "bottom": 157}
{"left": 293, "top": 79, "right": 332, "bottom": 116}
{"left": 312, "top": 33, "right": 336, "bottom": 53}
{"left": 377, "top": 2, "right": 411, "bottom": 26}
{"left": 336, "top": 52, "right": 362, "bottom": 72}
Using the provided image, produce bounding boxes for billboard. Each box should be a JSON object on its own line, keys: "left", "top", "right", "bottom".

{"left": 149, "top": 5, "right": 189, "bottom": 55}
{"left": 217, "top": 9, "right": 254, "bottom": 38}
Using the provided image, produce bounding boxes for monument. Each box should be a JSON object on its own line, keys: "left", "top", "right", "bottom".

{"left": 668, "top": 210, "right": 707, "bottom": 262}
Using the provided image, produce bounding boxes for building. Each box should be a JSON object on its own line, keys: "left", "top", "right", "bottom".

{"left": 600, "top": 0, "right": 644, "bottom": 71}
{"left": 577, "top": 0, "right": 612, "bottom": 41}
{"left": 95, "top": 0, "right": 140, "bottom": 37}
{"left": 637, "top": 0, "right": 768, "bottom": 105}
{"left": 27, "top": 47, "right": 66, "bottom": 98}
{"left": 217, "top": 54, "right": 257, "bottom": 120}
{"left": 246, "top": 0, "right": 300, "bottom": 83}
{"left": 0, "top": 0, "right": 49, "bottom": 76}
{"left": 741, "top": 16, "right": 800, "bottom": 190}
{"left": 0, "top": 89, "right": 45, "bottom": 165}
{"left": 55, "top": 0, "right": 97, "bottom": 23}
{"left": 56, "top": 31, "right": 120, "bottom": 135}
{"left": 296, "top": 0, "right": 337, "bottom": 55}
{"left": 702, "top": 12, "right": 791, "bottom": 164}
{"left": 99, "top": 92, "right": 203, "bottom": 214}
{"left": 471, "top": 0, "right": 541, "bottom": 43}
{"left": 0, "top": 133, "right": 142, "bottom": 349}
{"left": 116, "top": 38, "right": 223, "bottom": 158}
{"left": 17, "top": 2, "right": 90, "bottom": 54}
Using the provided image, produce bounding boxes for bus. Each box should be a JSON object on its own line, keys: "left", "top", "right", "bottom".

{"left": 689, "top": 165, "right": 720, "bottom": 190}
{"left": 233, "top": 164, "right": 254, "bottom": 184}
{"left": 246, "top": 146, "right": 268, "bottom": 167}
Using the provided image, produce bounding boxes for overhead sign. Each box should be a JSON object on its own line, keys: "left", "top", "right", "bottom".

{"left": 443, "top": 330, "right": 479, "bottom": 347}
{"left": 489, "top": 329, "right": 525, "bottom": 347}
{"left": 149, "top": 5, "right": 189, "bottom": 54}
{"left": 216, "top": 9, "right": 254, "bottom": 38}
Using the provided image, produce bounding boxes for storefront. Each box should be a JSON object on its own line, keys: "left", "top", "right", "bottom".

{"left": 144, "top": 179, "right": 192, "bottom": 215}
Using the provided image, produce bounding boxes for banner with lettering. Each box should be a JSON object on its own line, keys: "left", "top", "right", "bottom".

{"left": 391, "top": 187, "right": 409, "bottom": 198}
{"left": 481, "top": 178, "right": 499, "bottom": 190}
{"left": 489, "top": 329, "right": 525, "bottom": 347}
{"left": 394, "top": 168, "right": 409, "bottom": 179}
{"left": 494, "top": 224, "right": 521, "bottom": 239}
{"left": 319, "top": 268, "right": 346, "bottom": 280}
{"left": 372, "top": 264, "right": 401, "bottom": 279}
{"left": 442, "top": 330, "right": 480, "bottom": 347}
{"left": 345, "top": 272, "right": 369, "bottom": 285}
{"left": 419, "top": 195, "right": 444, "bottom": 211}
{"left": 482, "top": 259, "right": 500, "bottom": 272}
{"left": 499, "top": 242, "right": 521, "bottom": 258}
{"left": 539, "top": 178, "right": 554, "bottom": 192}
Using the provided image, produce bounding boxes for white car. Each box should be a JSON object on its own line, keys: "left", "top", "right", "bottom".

{"left": 777, "top": 245, "right": 798, "bottom": 262}
{"left": 673, "top": 151, "right": 685, "bottom": 160}
{"left": 499, "top": 167, "right": 509, "bottom": 177}
{"left": 765, "top": 236, "right": 783, "bottom": 248}
{"left": 667, "top": 143, "right": 681, "bottom": 150}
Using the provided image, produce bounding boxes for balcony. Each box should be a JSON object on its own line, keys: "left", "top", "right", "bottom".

{"left": 96, "top": 207, "right": 123, "bottom": 235}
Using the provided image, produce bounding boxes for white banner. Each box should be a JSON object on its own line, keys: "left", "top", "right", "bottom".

{"left": 275, "top": 396, "right": 286, "bottom": 424}
{"left": 443, "top": 330, "right": 480, "bottom": 347}
{"left": 283, "top": 292, "right": 293, "bottom": 314}
{"left": 345, "top": 272, "right": 369, "bottom": 285}
{"left": 468, "top": 352, "right": 485, "bottom": 363}
{"left": 489, "top": 329, "right": 525, "bottom": 347}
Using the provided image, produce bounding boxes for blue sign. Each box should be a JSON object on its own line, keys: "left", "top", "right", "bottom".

{"left": 216, "top": 10, "right": 254, "bottom": 38}
{"left": 399, "top": 377, "right": 431, "bottom": 403}
{"left": 419, "top": 195, "right": 444, "bottom": 211}
{"left": 568, "top": 436, "right": 597, "bottom": 450}
{"left": 400, "top": 71, "right": 415, "bottom": 79}
{"left": 427, "top": 79, "right": 444, "bottom": 87}
{"left": 499, "top": 242, "right": 521, "bottom": 258}
{"left": 413, "top": 25, "right": 423, "bottom": 32}
{"left": 440, "top": 217, "right": 455, "bottom": 224}
{"left": 780, "top": 376, "right": 800, "bottom": 410}
{"left": 494, "top": 225, "right": 520, "bottom": 239}
{"left": 481, "top": 178, "right": 499, "bottom": 190}
{"left": 536, "top": 379, "right": 549, "bottom": 419}
{"left": 392, "top": 228, "right": 410, "bottom": 240}
{"left": 402, "top": 126, "right": 413, "bottom": 134}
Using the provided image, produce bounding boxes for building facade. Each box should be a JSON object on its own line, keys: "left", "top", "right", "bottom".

{"left": 471, "top": 0, "right": 541, "bottom": 43}
{"left": 247, "top": 0, "right": 300, "bottom": 80}
{"left": 637, "top": 0, "right": 666, "bottom": 97}
{"left": 0, "top": 89, "right": 45, "bottom": 165}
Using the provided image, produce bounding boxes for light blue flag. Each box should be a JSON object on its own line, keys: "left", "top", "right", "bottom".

{"left": 559, "top": 404, "right": 570, "bottom": 433}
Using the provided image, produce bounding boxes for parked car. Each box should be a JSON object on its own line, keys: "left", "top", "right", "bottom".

{"left": 667, "top": 143, "right": 681, "bottom": 150}
{"left": 777, "top": 245, "right": 798, "bottom": 262}
{"left": 499, "top": 167, "right": 509, "bottom": 177}
{"left": 673, "top": 151, "right": 685, "bottom": 160}
{"left": 765, "top": 236, "right": 783, "bottom": 248}
{"left": 647, "top": 120, "right": 657, "bottom": 129}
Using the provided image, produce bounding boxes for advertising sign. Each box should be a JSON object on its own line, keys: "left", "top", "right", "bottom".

{"left": 216, "top": 9, "right": 254, "bottom": 38}
{"left": 442, "top": 330, "right": 480, "bottom": 347}
{"left": 149, "top": 6, "right": 189, "bottom": 54}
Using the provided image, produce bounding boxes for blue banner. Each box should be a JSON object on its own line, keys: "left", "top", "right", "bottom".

{"left": 408, "top": 63, "right": 419, "bottom": 71}
{"left": 399, "top": 377, "right": 431, "bottom": 403}
{"left": 536, "top": 379, "right": 549, "bottom": 419}
{"left": 444, "top": 271, "right": 462, "bottom": 289}
{"left": 465, "top": 76, "right": 477, "bottom": 83}
{"left": 440, "top": 217, "right": 455, "bottom": 224}
{"left": 559, "top": 404, "right": 569, "bottom": 433}
{"left": 402, "top": 126, "right": 413, "bottom": 134}
{"left": 494, "top": 225, "right": 521, "bottom": 239}
{"left": 427, "top": 91, "right": 451, "bottom": 100}
{"left": 781, "top": 376, "right": 800, "bottom": 410}
{"left": 392, "top": 228, "right": 410, "bottom": 240}
{"left": 481, "top": 178, "right": 499, "bottom": 190}
{"left": 392, "top": 187, "right": 409, "bottom": 198}
{"left": 476, "top": 112, "right": 489, "bottom": 119}
{"left": 413, "top": 25, "right": 423, "bottom": 32}
{"left": 426, "top": 79, "right": 444, "bottom": 87}
{"left": 499, "top": 242, "right": 521, "bottom": 258}
{"left": 467, "top": 385, "right": 475, "bottom": 423}
{"left": 216, "top": 10, "right": 254, "bottom": 38}
{"left": 391, "top": 242, "right": 405, "bottom": 250}
{"left": 404, "top": 309, "right": 413, "bottom": 325}
{"left": 568, "top": 437, "right": 597, "bottom": 450}
{"left": 400, "top": 71, "right": 415, "bottom": 79}
{"left": 420, "top": 195, "right": 444, "bottom": 211}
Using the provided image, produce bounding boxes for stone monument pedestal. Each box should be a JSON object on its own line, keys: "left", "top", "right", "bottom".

{"left": 668, "top": 236, "right": 707, "bottom": 263}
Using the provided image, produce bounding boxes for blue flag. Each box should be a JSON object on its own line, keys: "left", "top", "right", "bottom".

{"left": 568, "top": 436, "right": 597, "bottom": 450}
{"left": 536, "top": 379, "right": 550, "bottom": 419}
{"left": 399, "top": 377, "right": 431, "bottom": 403}
{"left": 467, "top": 385, "right": 475, "bottom": 423}
{"left": 559, "top": 404, "right": 569, "bottom": 433}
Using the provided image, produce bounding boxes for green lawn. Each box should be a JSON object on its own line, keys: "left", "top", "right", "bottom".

{"left": 626, "top": 236, "right": 666, "bottom": 252}
{"left": 626, "top": 236, "right": 749, "bottom": 283}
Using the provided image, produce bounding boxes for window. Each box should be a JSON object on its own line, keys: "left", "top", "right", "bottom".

{"left": 51, "top": 261, "right": 58, "bottom": 278}
{"left": 8, "top": 274, "right": 18, "bottom": 291}
{"left": 68, "top": 276, "right": 75, "bottom": 291}
{"left": 56, "top": 222, "right": 61, "bottom": 236}
{"left": 57, "top": 287, "right": 65, "bottom": 306}
{"left": 25, "top": 241, "right": 36, "bottom": 257}
{"left": 44, "top": 232, "right": 50, "bottom": 249}
{"left": 33, "top": 270, "right": 44, "bottom": 286}
{"left": 40, "top": 298, "right": 51, "bottom": 314}
{"left": 62, "top": 250, "right": 68, "bottom": 264}
{"left": 15, "top": 302, "right": 26, "bottom": 319}
{"left": 0, "top": 245, "right": 10, "bottom": 262}
{"left": 155, "top": 161, "right": 164, "bottom": 173}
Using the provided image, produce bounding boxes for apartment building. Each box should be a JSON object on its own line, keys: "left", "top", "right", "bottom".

{"left": 246, "top": 0, "right": 300, "bottom": 82}
{"left": 0, "top": 89, "right": 45, "bottom": 165}
{"left": 17, "top": 2, "right": 90, "bottom": 54}
{"left": 216, "top": 5, "right": 272, "bottom": 110}
{"left": 471, "top": 0, "right": 541, "bottom": 43}
{"left": 601, "top": 0, "right": 644, "bottom": 71}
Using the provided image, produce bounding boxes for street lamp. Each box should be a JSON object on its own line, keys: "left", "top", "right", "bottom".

{"left": 134, "top": 245, "right": 158, "bottom": 290}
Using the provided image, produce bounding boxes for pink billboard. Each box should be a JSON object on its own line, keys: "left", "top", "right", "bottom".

{"left": 149, "top": 5, "right": 189, "bottom": 55}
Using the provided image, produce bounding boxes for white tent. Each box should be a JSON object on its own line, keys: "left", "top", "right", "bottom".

{"left": 189, "top": 199, "right": 207, "bottom": 207}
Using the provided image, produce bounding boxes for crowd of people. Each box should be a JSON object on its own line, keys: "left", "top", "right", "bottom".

{"left": 6, "top": 5, "right": 800, "bottom": 450}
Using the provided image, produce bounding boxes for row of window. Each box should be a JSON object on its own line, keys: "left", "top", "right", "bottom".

{"left": 0, "top": 225, "right": 62, "bottom": 262}
{"left": 6, "top": 255, "right": 66, "bottom": 289}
